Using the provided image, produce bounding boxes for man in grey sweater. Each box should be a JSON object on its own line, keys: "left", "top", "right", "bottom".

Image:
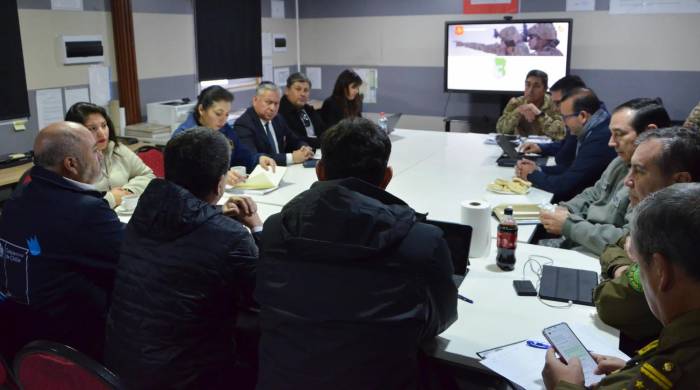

{"left": 539, "top": 98, "right": 670, "bottom": 256}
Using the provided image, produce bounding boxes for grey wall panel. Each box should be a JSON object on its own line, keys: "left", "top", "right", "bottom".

{"left": 19, "top": 0, "right": 108, "bottom": 10}
{"left": 521, "top": 0, "right": 565, "bottom": 12}
{"left": 306, "top": 64, "right": 503, "bottom": 118}
{"left": 131, "top": 0, "right": 191, "bottom": 14}
{"left": 300, "top": 0, "right": 461, "bottom": 18}
{"left": 596, "top": 0, "right": 611, "bottom": 11}
{"left": 574, "top": 69, "right": 700, "bottom": 120}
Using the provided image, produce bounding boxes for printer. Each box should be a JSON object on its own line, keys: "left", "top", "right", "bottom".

{"left": 146, "top": 99, "right": 196, "bottom": 133}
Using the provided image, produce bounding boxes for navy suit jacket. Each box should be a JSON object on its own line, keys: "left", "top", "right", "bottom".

{"left": 527, "top": 110, "right": 616, "bottom": 203}
{"left": 233, "top": 107, "right": 306, "bottom": 166}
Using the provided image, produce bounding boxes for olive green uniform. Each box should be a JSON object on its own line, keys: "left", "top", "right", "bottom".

{"left": 495, "top": 95, "right": 565, "bottom": 140}
{"left": 556, "top": 309, "right": 700, "bottom": 389}
{"left": 594, "top": 236, "right": 663, "bottom": 342}
{"left": 683, "top": 101, "right": 700, "bottom": 130}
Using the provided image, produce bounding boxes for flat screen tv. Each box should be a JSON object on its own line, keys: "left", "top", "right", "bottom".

{"left": 444, "top": 19, "right": 572, "bottom": 94}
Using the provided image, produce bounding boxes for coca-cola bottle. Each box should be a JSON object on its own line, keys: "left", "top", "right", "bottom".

{"left": 496, "top": 207, "right": 517, "bottom": 271}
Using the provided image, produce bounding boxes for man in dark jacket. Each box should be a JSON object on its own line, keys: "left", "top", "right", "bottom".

{"left": 0, "top": 122, "right": 123, "bottom": 361}
{"left": 516, "top": 88, "right": 616, "bottom": 202}
{"left": 234, "top": 81, "right": 314, "bottom": 166}
{"left": 255, "top": 117, "right": 458, "bottom": 390}
{"left": 279, "top": 72, "right": 326, "bottom": 149}
{"left": 104, "top": 128, "right": 263, "bottom": 389}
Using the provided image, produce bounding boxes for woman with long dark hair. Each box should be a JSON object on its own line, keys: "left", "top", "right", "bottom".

{"left": 173, "top": 85, "right": 276, "bottom": 180}
{"left": 65, "top": 102, "right": 155, "bottom": 208}
{"left": 320, "top": 69, "right": 363, "bottom": 128}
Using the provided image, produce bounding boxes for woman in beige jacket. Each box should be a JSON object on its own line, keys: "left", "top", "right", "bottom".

{"left": 65, "top": 102, "right": 155, "bottom": 208}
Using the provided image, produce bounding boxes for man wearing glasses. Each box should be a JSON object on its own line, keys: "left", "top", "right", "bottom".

{"left": 279, "top": 72, "right": 327, "bottom": 149}
{"left": 516, "top": 88, "right": 616, "bottom": 203}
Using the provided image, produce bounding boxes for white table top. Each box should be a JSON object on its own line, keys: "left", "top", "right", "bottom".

{"left": 428, "top": 239, "right": 619, "bottom": 369}
{"left": 241, "top": 129, "right": 552, "bottom": 242}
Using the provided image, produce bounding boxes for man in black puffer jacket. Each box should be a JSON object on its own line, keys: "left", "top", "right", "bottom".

{"left": 256, "top": 118, "right": 458, "bottom": 390}
{"left": 104, "top": 128, "right": 263, "bottom": 389}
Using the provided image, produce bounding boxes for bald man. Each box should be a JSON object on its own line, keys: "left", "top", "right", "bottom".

{"left": 0, "top": 122, "right": 124, "bottom": 361}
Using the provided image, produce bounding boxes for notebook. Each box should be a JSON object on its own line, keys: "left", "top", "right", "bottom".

{"left": 495, "top": 135, "right": 548, "bottom": 168}
{"left": 538, "top": 265, "right": 599, "bottom": 306}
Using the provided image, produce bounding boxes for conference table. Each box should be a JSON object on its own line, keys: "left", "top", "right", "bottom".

{"left": 233, "top": 129, "right": 554, "bottom": 242}
{"left": 117, "top": 128, "right": 620, "bottom": 387}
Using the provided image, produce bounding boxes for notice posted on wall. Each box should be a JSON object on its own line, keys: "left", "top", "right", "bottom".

{"left": 610, "top": 0, "right": 700, "bottom": 14}
{"left": 36, "top": 89, "right": 64, "bottom": 130}
{"left": 353, "top": 68, "right": 378, "bottom": 103}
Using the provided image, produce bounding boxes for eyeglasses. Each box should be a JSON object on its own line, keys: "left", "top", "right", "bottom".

{"left": 561, "top": 111, "right": 581, "bottom": 120}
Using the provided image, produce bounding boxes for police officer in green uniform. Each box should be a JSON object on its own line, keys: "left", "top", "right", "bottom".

{"left": 541, "top": 174, "right": 700, "bottom": 387}
{"left": 594, "top": 127, "right": 700, "bottom": 353}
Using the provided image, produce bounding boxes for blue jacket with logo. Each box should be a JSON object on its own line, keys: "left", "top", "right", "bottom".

{"left": 0, "top": 166, "right": 123, "bottom": 360}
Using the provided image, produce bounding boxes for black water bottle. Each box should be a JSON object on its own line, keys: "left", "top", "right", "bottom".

{"left": 496, "top": 207, "right": 517, "bottom": 271}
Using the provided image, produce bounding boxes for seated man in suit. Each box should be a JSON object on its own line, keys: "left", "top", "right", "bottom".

{"left": 543, "top": 182, "right": 700, "bottom": 389}
{"left": 0, "top": 121, "right": 124, "bottom": 361}
{"left": 279, "top": 72, "right": 326, "bottom": 149}
{"left": 234, "top": 81, "right": 314, "bottom": 166}
{"left": 255, "top": 117, "right": 457, "bottom": 389}
{"left": 105, "top": 128, "right": 262, "bottom": 389}
{"left": 516, "top": 88, "right": 617, "bottom": 203}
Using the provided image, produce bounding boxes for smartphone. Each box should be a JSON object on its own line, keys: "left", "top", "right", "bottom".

{"left": 542, "top": 322, "right": 604, "bottom": 386}
{"left": 303, "top": 159, "right": 318, "bottom": 168}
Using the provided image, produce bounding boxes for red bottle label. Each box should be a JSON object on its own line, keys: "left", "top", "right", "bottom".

{"left": 497, "top": 230, "right": 517, "bottom": 249}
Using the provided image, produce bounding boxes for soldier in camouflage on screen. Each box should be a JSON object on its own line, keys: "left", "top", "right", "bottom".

{"left": 683, "top": 101, "right": 700, "bottom": 130}
{"left": 455, "top": 26, "right": 529, "bottom": 56}
{"left": 527, "top": 23, "right": 563, "bottom": 56}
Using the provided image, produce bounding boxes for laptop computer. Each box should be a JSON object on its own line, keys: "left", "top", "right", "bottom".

{"left": 538, "top": 265, "right": 599, "bottom": 306}
{"left": 424, "top": 219, "right": 472, "bottom": 287}
{"left": 495, "top": 135, "right": 548, "bottom": 167}
{"left": 385, "top": 113, "right": 402, "bottom": 134}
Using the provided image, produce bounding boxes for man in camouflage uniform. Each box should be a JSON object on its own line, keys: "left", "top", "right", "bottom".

{"left": 541, "top": 137, "right": 700, "bottom": 390}
{"left": 683, "top": 101, "right": 700, "bottom": 130}
{"left": 594, "top": 127, "right": 700, "bottom": 351}
{"left": 455, "top": 26, "right": 529, "bottom": 56}
{"left": 528, "top": 23, "right": 563, "bottom": 56}
{"left": 496, "top": 69, "right": 565, "bottom": 140}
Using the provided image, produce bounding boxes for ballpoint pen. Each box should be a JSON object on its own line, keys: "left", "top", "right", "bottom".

{"left": 458, "top": 294, "right": 474, "bottom": 304}
{"left": 526, "top": 340, "right": 550, "bottom": 349}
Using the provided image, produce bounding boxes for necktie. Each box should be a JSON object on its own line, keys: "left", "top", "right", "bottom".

{"left": 265, "top": 122, "right": 278, "bottom": 153}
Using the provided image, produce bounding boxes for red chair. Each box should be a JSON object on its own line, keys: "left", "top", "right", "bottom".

{"left": 0, "top": 353, "right": 18, "bottom": 390}
{"left": 13, "top": 341, "right": 122, "bottom": 390}
{"left": 136, "top": 146, "right": 165, "bottom": 178}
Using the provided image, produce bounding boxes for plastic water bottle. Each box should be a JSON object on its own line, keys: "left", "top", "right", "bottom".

{"left": 378, "top": 112, "right": 388, "bottom": 134}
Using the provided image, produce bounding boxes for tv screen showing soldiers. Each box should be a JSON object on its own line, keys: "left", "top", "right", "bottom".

{"left": 452, "top": 22, "right": 565, "bottom": 56}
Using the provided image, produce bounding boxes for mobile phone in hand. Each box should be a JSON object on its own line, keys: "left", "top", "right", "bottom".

{"left": 542, "top": 322, "right": 604, "bottom": 386}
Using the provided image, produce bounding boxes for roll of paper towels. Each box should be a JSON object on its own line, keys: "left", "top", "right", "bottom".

{"left": 461, "top": 200, "right": 491, "bottom": 258}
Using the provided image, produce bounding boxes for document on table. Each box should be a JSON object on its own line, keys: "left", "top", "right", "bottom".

{"left": 479, "top": 323, "right": 629, "bottom": 390}
{"left": 229, "top": 165, "right": 287, "bottom": 195}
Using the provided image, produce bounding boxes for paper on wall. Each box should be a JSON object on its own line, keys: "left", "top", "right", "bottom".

{"left": 88, "top": 64, "right": 111, "bottom": 106}
{"left": 610, "top": 0, "right": 700, "bottom": 14}
{"left": 64, "top": 87, "right": 90, "bottom": 109}
{"left": 274, "top": 67, "right": 290, "bottom": 87}
{"left": 51, "top": 0, "right": 83, "bottom": 10}
{"left": 271, "top": 0, "right": 285, "bottom": 18}
{"left": 353, "top": 68, "right": 378, "bottom": 103}
{"left": 262, "top": 32, "right": 273, "bottom": 57}
{"left": 305, "top": 67, "right": 322, "bottom": 90}
{"left": 262, "top": 58, "right": 273, "bottom": 83}
{"left": 36, "top": 89, "right": 65, "bottom": 130}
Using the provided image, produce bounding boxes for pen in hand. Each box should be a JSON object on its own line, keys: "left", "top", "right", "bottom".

{"left": 458, "top": 294, "right": 474, "bottom": 304}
